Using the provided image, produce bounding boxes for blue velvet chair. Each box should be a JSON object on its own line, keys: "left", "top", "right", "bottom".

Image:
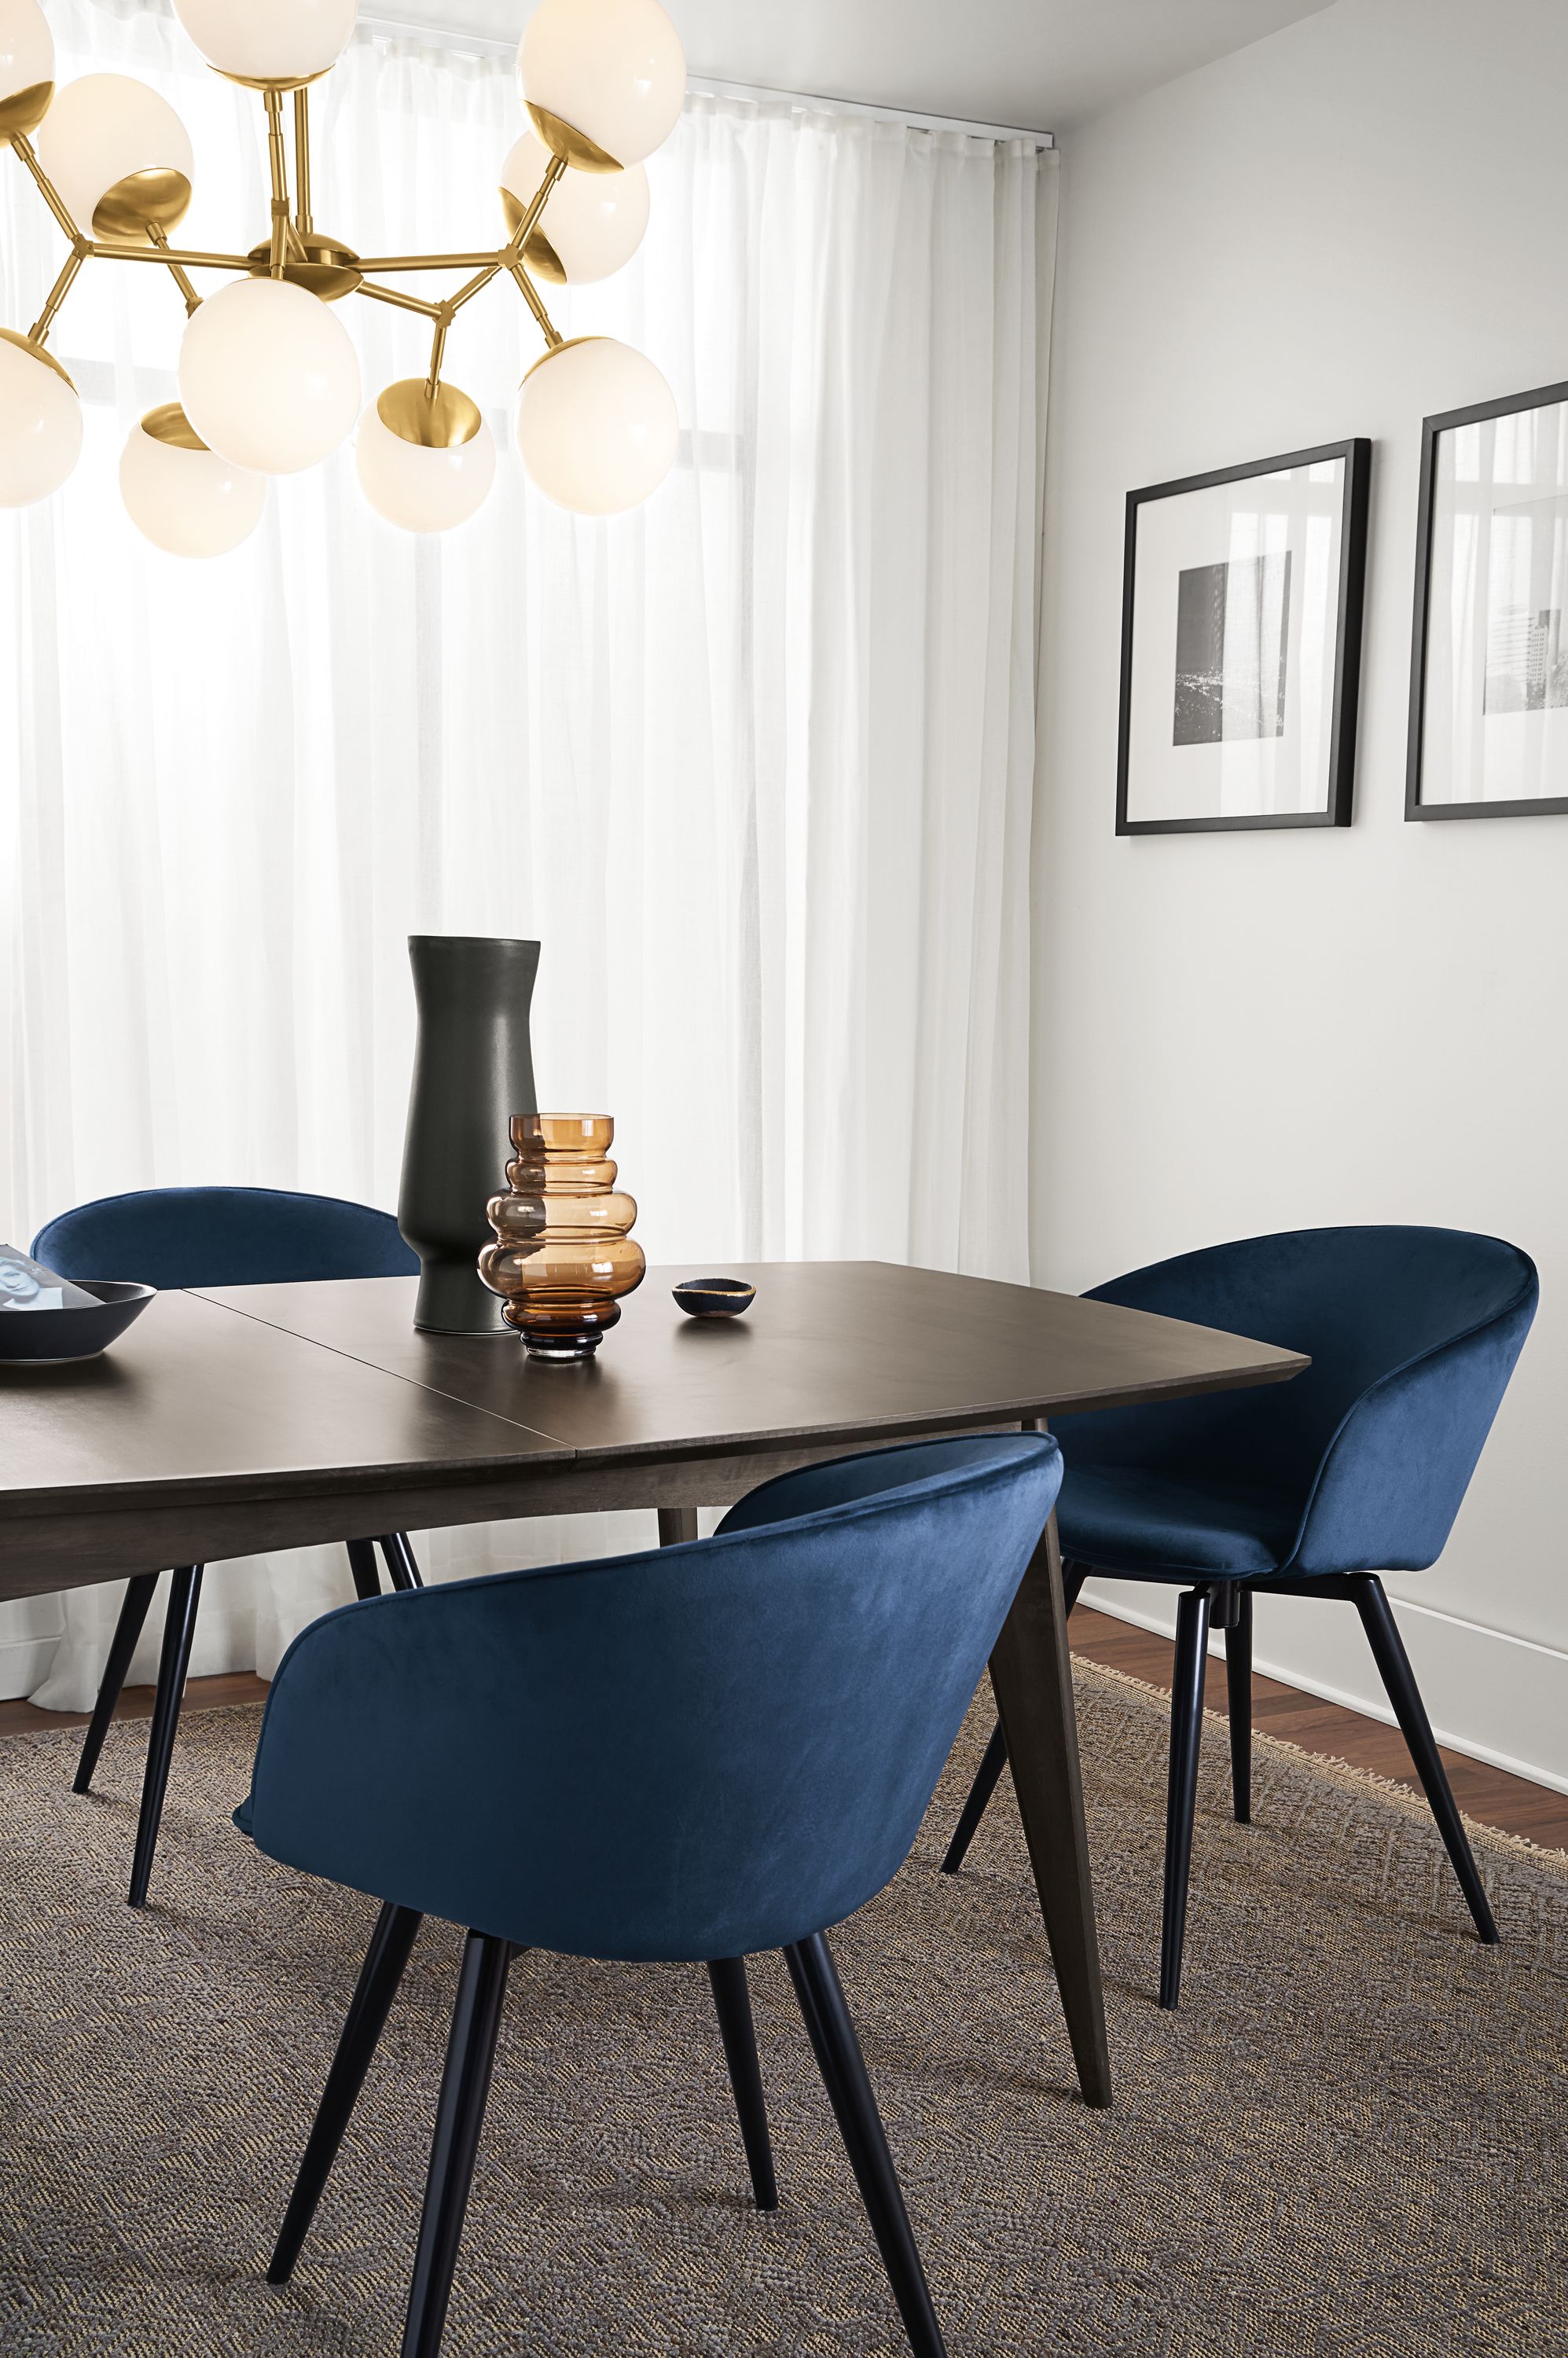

{"left": 32, "top": 1186, "right": 423, "bottom": 1909}
{"left": 241, "top": 1431, "right": 1064, "bottom": 2358}
{"left": 942, "top": 1226, "right": 1538, "bottom": 2008}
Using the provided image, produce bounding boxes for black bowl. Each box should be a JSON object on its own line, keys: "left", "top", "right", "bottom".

{"left": 0, "top": 1280, "right": 155, "bottom": 1366}
{"left": 672, "top": 1276, "right": 756, "bottom": 1320}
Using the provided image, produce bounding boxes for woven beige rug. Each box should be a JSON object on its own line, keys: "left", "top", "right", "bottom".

{"left": 1, "top": 1665, "right": 1563, "bottom": 2357}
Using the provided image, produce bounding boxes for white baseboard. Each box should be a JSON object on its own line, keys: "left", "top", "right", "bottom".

{"left": 1078, "top": 1579, "right": 1568, "bottom": 1799}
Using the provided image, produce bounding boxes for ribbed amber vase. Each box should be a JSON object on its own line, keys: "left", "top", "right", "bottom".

{"left": 478, "top": 1113, "right": 646, "bottom": 1360}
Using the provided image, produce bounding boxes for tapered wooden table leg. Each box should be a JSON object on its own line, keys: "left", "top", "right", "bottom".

{"left": 987, "top": 1498, "right": 1112, "bottom": 2108}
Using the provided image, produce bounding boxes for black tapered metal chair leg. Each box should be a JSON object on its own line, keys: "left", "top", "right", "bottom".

{"left": 1160, "top": 1584, "right": 1214, "bottom": 2009}
{"left": 127, "top": 1566, "right": 204, "bottom": 1909}
{"left": 707, "top": 1957, "right": 777, "bottom": 2210}
{"left": 73, "top": 1570, "right": 160, "bottom": 1795}
{"left": 345, "top": 1539, "right": 383, "bottom": 1602}
{"left": 1225, "top": 1585, "right": 1254, "bottom": 1825}
{"left": 269, "top": 1901, "right": 424, "bottom": 2285}
{"left": 1350, "top": 1574, "right": 1499, "bottom": 1943}
{"left": 380, "top": 1533, "right": 424, "bottom": 1592}
{"left": 784, "top": 1932, "right": 946, "bottom": 2358}
{"left": 941, "top": 1559, "right": 1087, "bottom": 1875}
{"left": 402, "top": 1931, "right": 514, "bottom": 2358}
{"left": 940, "top": 1721, "right": 1008, "bottom": 1875}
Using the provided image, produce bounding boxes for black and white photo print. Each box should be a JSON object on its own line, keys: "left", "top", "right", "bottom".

{"left": 1118, "top": 441, "right": 1370, "bottom": 833}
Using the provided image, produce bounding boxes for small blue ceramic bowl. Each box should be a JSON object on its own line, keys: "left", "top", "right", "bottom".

{"left": 672, "top": 1276, "right": 756, "bottom": 1320}
{"left": 0, "top": 1280, "right": 155, "bottom": 1367}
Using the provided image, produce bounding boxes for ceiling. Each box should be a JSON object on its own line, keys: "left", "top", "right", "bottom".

{"left": 390, "top": 0, "right": 1336, "bottom": 132}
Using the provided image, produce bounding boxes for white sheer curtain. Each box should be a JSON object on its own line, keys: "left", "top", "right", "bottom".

{"left": 0, "top": 0, "right": 1057, "bottom": 1705}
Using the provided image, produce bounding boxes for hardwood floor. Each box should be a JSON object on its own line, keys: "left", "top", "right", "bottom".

{"left": 1067, "top": 1604, "right": 1568, "bottom": 1852}
{"left": 0, "top": 1672, "right": 269, "bottom": 1740}
{"left": 1, "top": 1605, "right": 1562, "bottom": 1852}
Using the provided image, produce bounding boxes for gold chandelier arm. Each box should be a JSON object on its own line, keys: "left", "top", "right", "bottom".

{"left": 425, "top": 313, "right": 450, "bottom": 399}
{"left": 509, "top": 259, "right": 563, "bottom": 351}
{"left": 263, "top": 89, "right": 292, "bottom": 277}
{"left": 354, "top": 249, "right": 519, "bottom": 272}
{"left": 443, "top": 152, "right": 571, "bottom": 318}
{"left": 147, "top": 222, "right": 202, "bottom": 315}
{"left": 293, "top": 88, "right": 313, "bottom": 236}
{"left": 510, "top": 152, "right": 567, "bottom": 253}
{"left": 446, "top": 260, "right": 504, "bottom": 314}
{"left": 28, "top": 244, "right": 88, "bottom": 346}
{"left": 10, "top": 132, "right": 82, "bottom": 245}
{"left": 90, "top": 241, "right": 254, "bottom": 271}
{"left": 406, "top": 154, "right": 570, "bottom": 393}
{"left": 355, "top": 277, "right": 444, "bottom": 321}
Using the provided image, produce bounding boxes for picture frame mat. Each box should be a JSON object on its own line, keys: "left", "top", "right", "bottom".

{"left": 1118, "top": 439, "right": 1370, "bottom": 838}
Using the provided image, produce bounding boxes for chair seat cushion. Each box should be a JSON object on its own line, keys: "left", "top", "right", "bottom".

{"left": 1056, "top": 1464, "right": 1299, "bottom": 1583}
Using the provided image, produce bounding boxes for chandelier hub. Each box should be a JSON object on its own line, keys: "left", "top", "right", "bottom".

{"left": 244, "top": 231, "right": 363, "bottom": 303}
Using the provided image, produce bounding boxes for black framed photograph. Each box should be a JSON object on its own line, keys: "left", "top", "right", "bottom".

{"left": 1408, "top": 379, "right": 1568, "bottom": 820}
{"left": 1117, "top": 439, "right": 1371, "bottom": 835}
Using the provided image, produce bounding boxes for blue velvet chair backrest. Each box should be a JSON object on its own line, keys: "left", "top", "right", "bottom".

{"left": 244, "top": 1433, "right": 1063, "bottom": 1961}
{"left": 32, "top": 1185, "right": 416, "bottom": 1290}
{"left": 1052, "top": 1225, "right": 1537, "bottom": 1577}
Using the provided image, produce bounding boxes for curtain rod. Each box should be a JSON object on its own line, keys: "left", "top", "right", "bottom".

{"left": 688, "top": 76, "right": 1055, "bottom": 148}
{"left": 354, "top": 16, "right": 1056, "bottom": 147}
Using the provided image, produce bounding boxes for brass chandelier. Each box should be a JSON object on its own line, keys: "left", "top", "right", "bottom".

{"left": 0, "top": 0, "right": 688, "bottom": 551}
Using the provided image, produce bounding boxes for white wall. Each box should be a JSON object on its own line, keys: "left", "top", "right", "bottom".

{"left": 1034, "top": 0, "right": 1568, "bottom": 1790}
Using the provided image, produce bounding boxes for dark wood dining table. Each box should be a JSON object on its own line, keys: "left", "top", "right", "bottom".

{"left": 0, "top": 1259, "right": 1305, "bottom": 2111}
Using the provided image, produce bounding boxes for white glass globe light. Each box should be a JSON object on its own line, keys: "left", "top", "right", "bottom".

{"left": 35, "top": 74, "right": 193, "bottom": 238}
{"left": 0, "top": 331, "right": 82, "bottom": 505}
{"left": 515, "top": 336, "right": 677, "bottom": 516}
{"left": 172, "top": 0, "right": 357, "bottom": 86}
{"left": 119, "top": 405, "right": 266, "bottom": 557}
{"left": 518, "top": 0, "right": 685, "bottom": 171}
{"left": 500, "top": 130, "right": 648, "bottom": 284}
{"left": 355, "top": 384, "right": 497, "bottom": 534}
{"left": 179, "top": 277, "right": 360, "bottom": 474}
{"left": 0, "top": 0, "right": 54, "bottom": 141}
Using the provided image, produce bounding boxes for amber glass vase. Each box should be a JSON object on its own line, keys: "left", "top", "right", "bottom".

{"left": 478, "top": 1113, "right": 646, "bottom": 1360}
